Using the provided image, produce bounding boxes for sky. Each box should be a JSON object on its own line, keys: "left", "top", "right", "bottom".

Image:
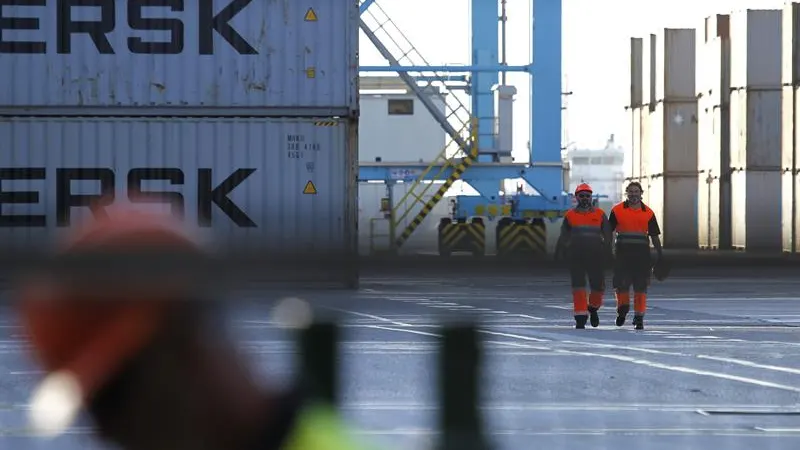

{"left": 358, "top": 0, "right": 786, "bottom": 162}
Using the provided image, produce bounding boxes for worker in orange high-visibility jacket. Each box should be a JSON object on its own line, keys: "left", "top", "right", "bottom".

{"left": 555, "top": 183, "right": 613, "bottom": 329}
{"left": 608, "top": 181, "right": 663, "bottom": 330}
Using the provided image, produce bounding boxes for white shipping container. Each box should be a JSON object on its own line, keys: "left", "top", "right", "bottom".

{"left": 730, "top": 9, "right": 782, "bottom": 89}
{"left": 655, "top": 28, "right": 696, "bottom": 101}
{"left": 643, "top": 34, "right": 657, "bottom": 107}
{"left": 730, "top": 89, "right": 782, "bottom": 169}
{"left": 781, "top": 172, "right": 798, "bottom": 252}
{"left": 782, "top": 2, "right": 800, "bottom": 86}
{"left": 731, "top": 170, "right": 782, "bottom": 250}
{"left": 0, "top": 117, "right": 357, "bottom": 282}
{"left": 781, "top": 86, "right": 797, "bottom": 170}
{"left": 650, "top": 101, "right": 699, "bottom": 175}
{"left": 640, "top": 108, "right": 652, "bottom": 177}
{"left": 697, "top": 103, "right": 732, "bottom": 249}
{"left": 630, "top": 37, "right": 644, "bottom": 107}
{"left": 703, "top": 37, "right": 731, "bottom": 108}
{"left": 631, "top": 107, "right": 643, "bottom": 180}
{"left": 648, "top": 176, "right": 698, "bottom": 249}
{"left": 0, "top": 0, "right": 358, "bottom": 114}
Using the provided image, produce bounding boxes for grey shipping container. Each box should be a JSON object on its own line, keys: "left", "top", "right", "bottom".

{"left": 0, "top": 117, "right": 358, "bottom": 286}
{"left": 0, "top": 0, "right": 358, "bottom": 116}
{"left": 730, "top": 9, "right": 782, "bottom": 89}
{"left": 654, "top": 28, "right": 696, "bottom": 101}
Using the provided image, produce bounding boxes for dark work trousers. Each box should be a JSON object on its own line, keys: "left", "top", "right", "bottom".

{"left": 613, "top": 245, "right": 652, "bottom": 293}
{"left": 567, "top": 245, "right": 605, "bottom": 292}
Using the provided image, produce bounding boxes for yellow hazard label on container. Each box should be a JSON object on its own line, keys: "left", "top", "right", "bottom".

{"left": 304, "top": 8, "right": 318, "bottom": 21}
{"left": 306, "top": 67, "right": 316, "bottom": 78}
{"left": 303, "top": 181, "right": 317, "bottom": 195}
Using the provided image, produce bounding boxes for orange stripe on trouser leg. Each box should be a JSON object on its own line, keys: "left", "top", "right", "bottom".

{"left": 634, "top": 292, "right": 647, "bottom": 315}
{"left": 572, "top": 289, "right": 588, "bottom": 315}
{"left": 615, "top": 291, "right": 630, "bottom": 308}
{"left": 588, "top": 292, "right": 603, "bottom": 309}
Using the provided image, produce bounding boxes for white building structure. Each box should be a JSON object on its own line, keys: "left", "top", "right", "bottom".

{"left": 563, "top": 135, "right": 626, "bottom": 208}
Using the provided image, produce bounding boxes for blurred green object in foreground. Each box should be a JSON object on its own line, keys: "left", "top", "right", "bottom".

{"left": 283, "top": 401, "right": 373, "bottom": 450}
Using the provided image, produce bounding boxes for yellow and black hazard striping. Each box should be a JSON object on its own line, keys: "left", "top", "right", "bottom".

{"left": 394, "top": 148, "right": 479, "bottom": 249}
{"left": 495, "top": 218, "right": 547, "bottom": 256}
{"left": 438, "top": 218, "right": 485, "bottom": 256}
{"left": 313, "top": 120, "right": 339, "bottom": 127}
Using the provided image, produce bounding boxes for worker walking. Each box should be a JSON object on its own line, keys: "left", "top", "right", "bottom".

{"left": 608, "top": 181, "right": 663, "bottom": 330}
{"left": 555, "top": 183, "right": 612, "bottom": 329}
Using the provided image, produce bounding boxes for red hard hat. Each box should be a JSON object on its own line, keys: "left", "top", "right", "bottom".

{"left": 17, "top": 208, "right": 201, "bottom": 437}
{"left": 575, "top": 183, "right": 593, "bottom": 195}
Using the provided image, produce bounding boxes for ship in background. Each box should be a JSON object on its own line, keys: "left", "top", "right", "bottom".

{"left": 562, "top": 134, "right": 626, "bottom": 211}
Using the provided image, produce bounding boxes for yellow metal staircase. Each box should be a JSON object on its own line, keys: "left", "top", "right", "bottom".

{"left": 392, "top": 119, "right": 479, "bottom": 249}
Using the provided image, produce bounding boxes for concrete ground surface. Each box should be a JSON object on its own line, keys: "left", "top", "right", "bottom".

{"left": 2, "top": 269, "right": 800, "bottom": 449}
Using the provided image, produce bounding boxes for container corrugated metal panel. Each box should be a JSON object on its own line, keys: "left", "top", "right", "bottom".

{"left": 731, "top": 171, "right": 782, "bottom": 250}
{"left": 642, "top": 34, "right": 657, "bottom": 107}
{"left": 630, "top": 38, "right": 644, "bottom": 107}
{"left": 698, "top": 176, "right": 721, "bottom": 249}
{"left": 730, "top": 9, "right": 782, "bottom": 89}
{"left": 782, "top": 2, "right": 800, "bottom": 86}
{"left": 631, "top": 108, "right": 643, "bottom": 180}
{"left": 640, "top": 108, "right": 652, "bottom": 178}
{"left": 660, "top": 102, "right": 699, "bottom": 173}
{"left": 655, "top": 28, "right": 696, "bottom": 100}
{"left": 782, "top": 172, "right": 796, "bottom": 252}
{"left": 0, "top": 0, "right": 358, "bottom": 114}
{"left": 652, "top": 176, "right": 699, "bottom": 249}
{"left": 705, "top": 37, "right": 731, "bottom": 108}
{"left": 697, "top": 102, "right": 732, "bottom": 249}
{"left": 781, "top": 86, "right": 796, "bottom": 170}
{"left": 0, "top": 117, "right": 358, "bottom": 274}
{"left": 730, "top": 89, "right": 782, "bottom": 168}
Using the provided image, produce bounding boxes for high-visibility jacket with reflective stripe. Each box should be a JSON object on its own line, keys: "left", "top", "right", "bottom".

{"left": 609, "top": 202, "right": 657, "bottom": 246}
{"left": 563, "top": 207, "right": 606, "bottom": 245}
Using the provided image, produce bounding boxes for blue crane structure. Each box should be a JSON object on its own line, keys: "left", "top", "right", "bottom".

{"left": 357, "top": 0, "right": 570, "bottom": 256}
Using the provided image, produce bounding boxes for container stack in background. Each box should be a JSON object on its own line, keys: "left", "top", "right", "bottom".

{"left": 697, "top": 15, "right": 732, "bottom": 250}
{"left": 0, "top": 1, "right": 360, "bottom": 287}
{"left": 628, "top": 37, "right": 644, "bottom": 191}
{"left": 782, "top": 3, "right": 800, "bottom": 253}
{"left": 729, "top": 9, "right": 783, "bottom": 252}
{"left": 647, "top": 28, "right": 699, "bottom": 249}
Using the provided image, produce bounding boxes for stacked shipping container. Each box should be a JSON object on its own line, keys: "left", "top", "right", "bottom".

{"left": 697, "top": 15, "right": 731, "bottom": 250}
{"left": 782, "top": 2, "right": 800, "bottom": 253}
{"left": 647, "top": 29, "right": 699, "bottom": 249}
{"left": 729, "top": 9, "right": 783, "bottom": 251}
{"left": 0, "top": 1, "right": 359, "bottom": 286}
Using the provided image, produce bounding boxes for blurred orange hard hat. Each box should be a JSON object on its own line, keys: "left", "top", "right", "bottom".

{"left": 574, "top": 183, "right": 593, "bottom": 196}
{"left": 16, "top": 209, "right": 201, "bottom": 438}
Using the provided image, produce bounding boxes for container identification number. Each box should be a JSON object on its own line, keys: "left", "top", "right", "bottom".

{"left": 286, "top": 134, "right": 320, "bottom": 159}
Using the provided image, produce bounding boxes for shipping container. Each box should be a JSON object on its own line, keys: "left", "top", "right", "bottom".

{"left": 651, "top": 101, "right": 699, "bottom": 174}
{"left": 705, "top": 14, "right": 730, "bottom": 41}
{"left": 782, "top": 2, "right": 800, "bottom": 86}
{"left": 703, "top": 37, "right": 731, "bottom": 108}
{"left": 730, "top": 9, "right": 782, "bottom": 89}
{"left": 630, "top": 38, "right": 644, "bottom": 108}
{"left": 640, "top": 108, "right": 653, "bottom": 178}
{"left": 630, "top": 107, "right": 643, "bottom": 181}
{"left": 643, "top": 34, "right": 657, "bottom": 108}
{"left": 730, "top": 89, "right": 782, "bottom": 169}
{"left": 731, "top": 170, "right": 782, "bottom": 250}
{"left": 781, "top": 172, "right": 798, "bottom": 252}
{"left": 697, "top": 102, "right": 732, "bottom": 250}
{"left": 654, "top": 28, "right": 696, "bottom": 101}
{"left": 0, "top": 0, "right": 358, "bottom": 115}
{"left": 0, "top": 117, "right": 358, "bottom": 284}
{"left": 648, "top": 175, "right": 698, "bottom": 249}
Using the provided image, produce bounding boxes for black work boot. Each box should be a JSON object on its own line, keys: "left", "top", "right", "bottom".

{"left": 574, "top": 315, "right": 588, "bottom": 329}
{"left": 588, "top": 307, "right": 600, "bottom": 328}
{"left": 615, "top": 304, "right": 630, "bottom": 327}
{"left": 633, "top": 315, "right": 644, "bottom": 330}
